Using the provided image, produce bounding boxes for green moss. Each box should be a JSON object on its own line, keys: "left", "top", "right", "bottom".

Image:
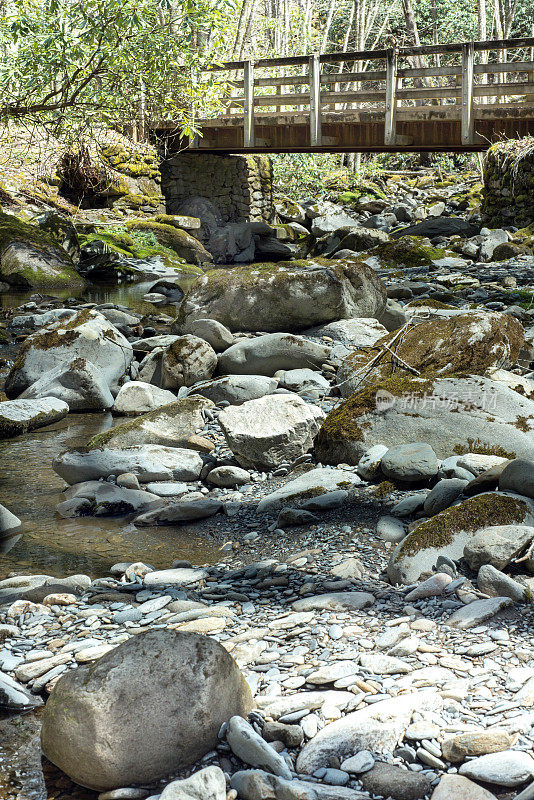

{"left": 373, "top": 480, "right": 396, "bottom": 498}
{"left": 452, "top": 440, "right": 517, "bottom": 459}
{"left": 396, "top": 493, "right": 528, "bottom": 558}
{"left": 341, "top": 312, "right": 524, "bottom": 385}
{"left": 406, "top": 298, "right": 455, "bottom": 310}
{"left": 317, "top": 375, "right": 437, "bottom": 445}
{"left": 0, "top": 211, "right": 84, "bottom": 289}
{"left": 370, "top": 236, "right": 447, "bottom": 269}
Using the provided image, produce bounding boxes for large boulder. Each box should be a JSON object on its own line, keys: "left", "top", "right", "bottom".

{"left": 20, "top": 359, "right": 114, "bottom": 411}
{"left": 0, "top": 397, "right": 69, "bottom": 438}
{"left": 218, "top": 394, "right": 325, "bottom": 470}
{"left": 338, "top": 312, "right": 524, "bottom": 396}
{"left": 124, "top": 219, "right": 212, "bottom": 265}
{"left": 387, "top": 492, "right": 534, "bottom": 584}
{"left": 177, "top": 259, "right": 386, "bottom": 333}
{"left": 87, "top": 396, "right": 214, "bottom": 449}
{"left": 0, "top": 211, "right": 86, "bottom": 290}
{"left": 161, "top": 336, "right": 217, "bottom": 389}
{"left": 52, "top": 445, "right": 203, "bottom": 484}
{"left": 219, "top": 334, "right": 331, "bottom": 377}
{"left": 315, "top": 375, "right": 534, "bottom": 464}
{"left": 5, "top": 309, "right": 133, "bottom": 398}
{"left": 41, "top": 630, "right": 253, "bottom": 791}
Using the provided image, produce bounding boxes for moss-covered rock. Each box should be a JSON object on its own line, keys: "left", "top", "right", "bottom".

{"left": 387, "top": 492, "right": 534, "bottom": 584}
{"left": 0, "top": 212, "right": 86, "bottom": 290}
{"left": 124, "top": 220, "right": 211, "bottom": 265}
{"left": 338, "top": 311, "right": 524, "bottom": 396}
{"left": 5, "top": 309, "right": 132, "bottom": 397}
{"left": 314, "top": 373, "right": 534, "bottom": 465}
{"left": 365, "top": 236, "right": 448, "bottom": 269}
{"left": 88, "top": 396, "right": 215, "bottom": 449}
{"left": 178, "top": 258, "right": 387, "bottom": 333}
{"left": 77, "top": 227, "right": 203, "bottom": 283}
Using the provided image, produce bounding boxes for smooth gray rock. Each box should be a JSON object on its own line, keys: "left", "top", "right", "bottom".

{"left": 292, "top": 592, "right": 374, "bottom": 612}
{"left": 41, "top": 631, "right": 253, "bottom": 791}
{"left": 219, "top": 334, "right": 331, "bottom": 377}
{"left": 186, "top": 375, "right": 279, "bottom": 405}
{"left": 230, "top": 770, "right": 317, "bottom": 800}
{"left": 134, "top": 497, "right": 223, "bottom": 525}
{"left": 0, "top": 503, "right": 21, "bottom": 533}
{"left": 499, "top": 458, "right": 534, "bottom": 500}
{"left": 464, "top": 524, "right": 534, "bottom": 570}
{"left": 296, "top": 692, "right": 442, "bottom": 775}
{"left": 53, "top": 445, "right": 203, "bottom": 484}
{"left": 376, "top": 515, "right": 406, "bottom": 543}
{"left": 180, "top": 318, "right": 234, "bottom": 352}
{"left": 306, "top": 318, "right": 388, "bottom": 348}
{"left": 424, "top": 479, "right": 467, "bottom": 516}
{"left": 459, "top": 750, "right": 534, "bottom": 787}
{"left": 226, "top": 716, "right": 292, "bottom": 780}
{"left": 143, "top": 568, "right": 207, "bottom": 587}
{"left": 207, "top": 465, "right": 251, "bottom": 487}
{"left": 0, "top": 670, "right": 43, "bottom": 711}
{"left": 381, "top": 443, "right": 439, "bottom": 483}
{"left": 276, "top": 368, "right": 330, "bottom": 395}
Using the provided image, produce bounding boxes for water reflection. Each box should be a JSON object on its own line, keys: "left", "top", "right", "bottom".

{"left": 0, "top": 414, "right": 221, "bottom": 580}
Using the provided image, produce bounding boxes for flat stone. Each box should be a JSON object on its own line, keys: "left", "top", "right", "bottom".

{"left": 292, "top": 592, "right": 374, "bottom": 612}
{"left": 459, "top": 750, "right": 534, "bottom": 787}
{"left": 446, "top": 597, "right": 513, "bottom": 629}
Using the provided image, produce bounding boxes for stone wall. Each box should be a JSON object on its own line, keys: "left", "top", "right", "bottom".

{"left": 483, "top": 139, "right": 534, "bottom": 228}
{"left": 161, "top": 153, "right": 274, "bottom": 223}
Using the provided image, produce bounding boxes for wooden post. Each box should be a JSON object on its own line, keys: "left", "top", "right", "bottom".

{"left": 309, "top": 52, "right": 322, "bottom": 147}
{"left": 385, "top": 48, "right": 398, "bottom": 146}
{"left": 461, "top": 41, "right": 475, "bottom": 146}
{"left": 243, "top": 60, "right": 255, "bottom": 148}
{"left": 529, "top": 26, "right": 534, "bottom": 104}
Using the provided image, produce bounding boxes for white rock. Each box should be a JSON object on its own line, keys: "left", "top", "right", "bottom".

{"left": 218, "top": 394, "right": 325, "bottom": 470}
{"left": 226, "top": 716, "right": 292, "bottom": 780}
{"left": 113, "top": 382, "right": 176, "bottom": 416}
{"left": 160, "top": 766, "right": 226, "bottom": 800}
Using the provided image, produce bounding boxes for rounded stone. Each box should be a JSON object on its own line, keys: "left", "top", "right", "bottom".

{"left": 41, "top": 630, "right": 253, "bottom": 791}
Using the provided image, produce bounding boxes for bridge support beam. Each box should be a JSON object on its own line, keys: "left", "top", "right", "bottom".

{"left": 161, "top": 152, "right": 274, "bottom": 224}
{"left": 462, "top": 42, "right": 475, "bottom": 145}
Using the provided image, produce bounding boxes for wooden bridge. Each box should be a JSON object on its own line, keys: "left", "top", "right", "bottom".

{"left": 156, "top": 37, "right": 534, "bottom": 153}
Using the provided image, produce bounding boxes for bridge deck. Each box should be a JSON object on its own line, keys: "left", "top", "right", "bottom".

{"left": 154, "top": 37, "right": 534, "bottom": 154}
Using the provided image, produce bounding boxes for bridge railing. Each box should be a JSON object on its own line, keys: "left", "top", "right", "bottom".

{"left": 198, "top": 37, "right": 534, "bottom": 148}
